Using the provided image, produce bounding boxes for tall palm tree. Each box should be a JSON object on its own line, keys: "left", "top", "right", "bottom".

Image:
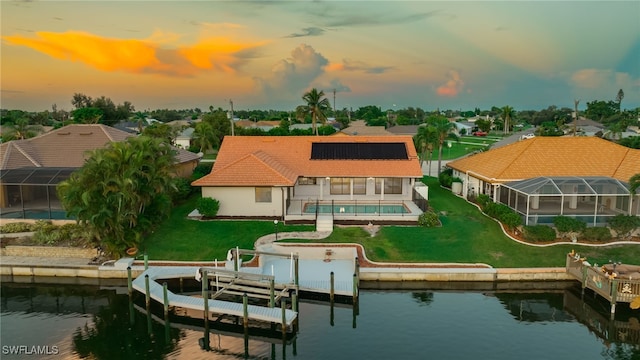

{"left": 300, "top": 88, "right": 331, "bottom": 135}
{"left": 427, "top": 115, "right": 459, "bottom": 176}
{"left": 501, "top": 106, "right": 514, "bottom": 135}
{"left": 413, "top": 125, "right": 438, "bottom": 177}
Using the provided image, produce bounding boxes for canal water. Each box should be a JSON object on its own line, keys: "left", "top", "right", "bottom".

{"left": 1, "top": 279, "right": 638, "bottom": 359}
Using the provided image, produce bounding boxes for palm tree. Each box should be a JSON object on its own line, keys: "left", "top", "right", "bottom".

{"left": 134, "top": 111, "right": 147, "bottom": 133}
{"left": 193, "top": 121, "right": 215, "bottom": 153}
{"left": 58, "top": 136, "right": 175, "bottom": 256}
{"left": 4, "top": 117, "right": 43, "bottom": 140}
{"left": 501, "top": 106, "right": 514, "bottom": 135}
{"left": 413, "top": 125, "right": 438, "bottom": 177}
{"left": 427, "top": 115, "right": 459, "bottom": 176}
{"left": 300, "top": 88, "right": 331, "bottom": 135}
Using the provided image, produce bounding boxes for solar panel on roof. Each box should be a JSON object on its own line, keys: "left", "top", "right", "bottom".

{"left": 310, "top": 142, "right": 408, "bottom": 160}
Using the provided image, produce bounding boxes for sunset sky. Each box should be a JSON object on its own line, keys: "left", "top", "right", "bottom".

{"left": 2, "top": 1, "right": 639, "bottom": 113}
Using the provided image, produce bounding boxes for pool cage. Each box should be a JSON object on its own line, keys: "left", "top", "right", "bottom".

{"left": 497, "top": 176, "right": 636, "bottom": 226}
{"left": 0, "top": 167, "right": 75, "bottom": 220}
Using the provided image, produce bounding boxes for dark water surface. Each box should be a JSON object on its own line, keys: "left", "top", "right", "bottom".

{"left": 1, "top": 279, "right": 639, "bottom": 359}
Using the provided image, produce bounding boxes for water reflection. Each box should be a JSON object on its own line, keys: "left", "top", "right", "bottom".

{"left": 1, "top": 281, "right": 639, "bottom": 359}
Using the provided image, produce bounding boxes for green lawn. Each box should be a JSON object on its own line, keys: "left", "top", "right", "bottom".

{"left": 143, "top": 179, "right": 640, "bottom": 268}
{"left": 140, "top": 196, "right": 314, "bottom": 261}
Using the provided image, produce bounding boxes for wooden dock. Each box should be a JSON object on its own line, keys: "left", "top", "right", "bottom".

{"left": 565, "top": 252, "right": 640, "bottom": 317}
{"left": 131, "top": 266, "right": 298, "bottom": 328}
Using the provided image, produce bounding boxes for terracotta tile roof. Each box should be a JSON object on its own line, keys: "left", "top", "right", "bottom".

{"left": 192, "top": 136, "right": 423, "bottom": 187}
{"left": 447, "top": 137, "right": 639, "bottom": 183}
{"left": 0, "top": 124, "right": 200, "bottom": 170}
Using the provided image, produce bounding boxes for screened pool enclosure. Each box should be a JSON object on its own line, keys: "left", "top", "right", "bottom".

{"left": 498, "top": 177, "right": 637, "bottom": 226}
{"left": 0, "top": 167, "right": 74, "bottom": 220}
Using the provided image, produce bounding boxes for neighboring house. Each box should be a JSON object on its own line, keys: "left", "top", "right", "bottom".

{"left": 453, "top": 121, "right": 474, "bottom": 136}
{"left": 175, "top": 127, "right": 195, "bottom": 149}
{"left": 289, "top": 123, "right": 314, "bottom": 131}
{"left": 0, "top": 124, "right": 201, "bottom": 220}
{"left": 235, "top": 120, "right": 281, "bottom": 132}
{"left": 446, "top": 137, "right": 640, "bottom": 226}
{"left": 192, "top": 136, "right": 426, "bottom": 225}
{"left": 386, "top": 125, "right": 420, "bottom": 137}
{"left": 340, "top": 120, "right": 392, "bottom": 136}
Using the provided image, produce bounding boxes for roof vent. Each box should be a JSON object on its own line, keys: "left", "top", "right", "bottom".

{"left": 79, "top": 132, "right": 93, "bottom": 135}
{"left": 57, "top": 132, "right": 71, "bottom": 135}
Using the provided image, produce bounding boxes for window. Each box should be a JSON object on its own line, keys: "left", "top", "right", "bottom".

{"left": 375, "top": 178, "right": 402, "bottom": 194}
{"left": 255, "top": 187, "right": 272, "bottom": 203}
{"left": 353, "top": 178, "right": 366, "bottom": 195}
{"left": 330, "top": 178, "right": 350, "bottom": 195}
{"left": 298, "top": 177, "right": 316, "bottom": 185}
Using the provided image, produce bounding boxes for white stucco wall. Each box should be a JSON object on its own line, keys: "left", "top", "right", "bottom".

{"left": 202, "top": 186, "right": 284, "bottom": 217}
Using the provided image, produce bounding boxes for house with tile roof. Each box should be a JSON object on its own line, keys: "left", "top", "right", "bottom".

{"left": 446, "top": 136, "right": 640, "bottom": 226}
{"left": 192, "top": 136, "right": 426, "bottom": 225}
{"left": 0, "top": 124, "right": 201, "bottom": 220}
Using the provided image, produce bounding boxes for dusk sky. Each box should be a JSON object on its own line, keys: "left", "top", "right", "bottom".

{"left": 2, "top": 1, "right": 639, "bottom": 113}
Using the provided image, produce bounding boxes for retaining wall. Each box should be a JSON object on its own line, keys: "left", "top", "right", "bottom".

{"left": 1, "top": 245, "right": 96, "bottom": 258}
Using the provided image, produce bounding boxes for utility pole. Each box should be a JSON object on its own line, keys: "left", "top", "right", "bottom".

{"left": 573, "top": 99, "right": 579, "bottom": 137}
{"left": 333, "top": 88, "right": 336, "bottom": 119}
{"left": 229, "top": 99, "right": 235, "bottom": 136}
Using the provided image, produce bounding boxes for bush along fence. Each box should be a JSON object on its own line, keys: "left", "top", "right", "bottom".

{"left": 474, "top": 194, "right": 639, "bottom": 243}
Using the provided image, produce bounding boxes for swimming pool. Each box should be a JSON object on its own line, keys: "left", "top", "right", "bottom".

{"left": 303, "top": 203, "right": 409, "bottom": 214}
{"left": 0, "top": 209, "right": 71, "bottom": 220}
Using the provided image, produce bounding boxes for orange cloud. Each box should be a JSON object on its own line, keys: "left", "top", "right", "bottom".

{"left": 436, "top": 70, "right": 464, "bottom": 97}
{"left": 3, "top": 30, "right": 266, "bottom": 77}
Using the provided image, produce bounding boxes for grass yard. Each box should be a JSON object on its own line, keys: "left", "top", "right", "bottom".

{"left": 143, "top": 179, "right": 640, "bottom": 268}
{"left": 140, "top": 196, "right": 314, "bottom": 261}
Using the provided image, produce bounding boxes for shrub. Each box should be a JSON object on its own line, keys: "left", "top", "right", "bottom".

{"left": 581, "top": 227, "right": 612, "bottom": 242}
{"left": 32, "top": 226, "right": 64, "bottom": 245}
{"left": 31, "top": 223, "right": 96, "bottom": 247}
{"left": 197, "top": 197, "right": 220, "bottom": 218}
{"left": 553, "top": 216, "right": 586, "bottom": 239}
{"left": 418, "top": 209, "right": 440, "bottom": 227}
{"left": 170, "top": 177, "right": 193, "bottom": 202}
{"left": 0, "top": 222, "right": 34, "bottom": 233}
{"left": 191, "top": 163, "right": 213, "bottom": 181}
{"left": 523, "top": 225, "right": 557, "bottom": 242}
{"left": 607, "top": 214, "right": 640, "bottom": 240}
{"left": 438, "top": 168, "right": 454, "bottom": 188}
{"left": 476, "top": 194, "right": 491, "bottom": 210}
{"left": 501, "top": 212, "right": 522, "bottom": 231}
{"left": 483, "top": 202, "right": 512, "bottom": 220}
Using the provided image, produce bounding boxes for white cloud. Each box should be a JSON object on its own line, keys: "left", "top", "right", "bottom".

{"left": 254, "top": 44, "right": 330, "bottom": 102}
{"left": 570, "top": 68, "right": 639, "bottom": 103}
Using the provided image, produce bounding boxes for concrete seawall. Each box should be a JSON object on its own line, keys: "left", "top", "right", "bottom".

{"left": 0, "top": 258, "right": 574, "bottom": 283}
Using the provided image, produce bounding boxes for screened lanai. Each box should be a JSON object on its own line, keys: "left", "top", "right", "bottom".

{"left": 0, "top": 167, "right": 75, "bottom": 220}
{"left": 498, "top": 177, "right": 634, "bottom": 226}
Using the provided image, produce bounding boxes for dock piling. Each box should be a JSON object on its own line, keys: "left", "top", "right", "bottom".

{"left": 330, "top": 271, "right": 335, "bottom": 302}
{"left": 144, "top": 252, "right": 148, "bottom": 270}
{"left": 270, "top": 278, "right": 275, "bottom": 308}
{"left": 243, "top": 293, "right": 249, "bottom": 331}
{"left": 353, "top": 273, "right": 359, "bottom": 301}
{"left": 127, "top": 266, "right": 132, "bottom": 298}
{"left": 281, "top": 298, "right": 287, "bottom": 336}
{"left": 163, "top": 282, "right": 169, "bottom": 320}
{"left": 144, "top": 274, "right": 150, "bottom": 308}
{"left": 202, "top": 270, "right": 209, "bottom": 329}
